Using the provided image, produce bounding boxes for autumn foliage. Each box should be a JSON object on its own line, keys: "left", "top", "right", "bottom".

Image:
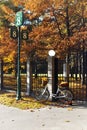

{"left": 0, "top": 0, "right": 87, "bottom": 64}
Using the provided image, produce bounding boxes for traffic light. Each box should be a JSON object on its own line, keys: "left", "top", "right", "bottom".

{"left": 15, "top": 11, "right": 24, "bottom": 27}
{"left": 10, "top": 26, "right": 18, "bottom": 39}
{"left": 21, "top": 30, "right": 28, "bottom": 40}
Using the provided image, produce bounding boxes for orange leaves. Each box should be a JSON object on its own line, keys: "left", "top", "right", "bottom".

{"left": 25, "top": 0, "right": 50, "bottom": 12}
{"left": 0, "top": 27, "right": 17, "bottom": 59}
{"left": 70, "top": 30, "right": 87, "bottom": 46}
{"left": 1, "top": 5, "right": 13, "bottom": 15}
{"left": 1, "top": 5, "right": 15, "bottom": 23}
{"left": 12, "top": 0, "right": 25, "bottom": 7}
{"left": 0, "top": 0, "right": 87, "bottom": 61}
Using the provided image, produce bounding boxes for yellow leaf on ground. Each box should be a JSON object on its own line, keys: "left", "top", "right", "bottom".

{"left": 67, "top": 107, "right": 73, "bottom": 111}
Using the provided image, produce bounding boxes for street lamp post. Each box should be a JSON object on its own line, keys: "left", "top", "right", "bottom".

{"left": 47, "top": 50, "right": 56, "bottom": 101}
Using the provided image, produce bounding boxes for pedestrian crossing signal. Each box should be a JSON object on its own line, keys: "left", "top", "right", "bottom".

{"left": 21, "top": 30, "right": 28, "bottom": 40}
{"left": 10, "top": 26, "right": 18, "bottom": 39}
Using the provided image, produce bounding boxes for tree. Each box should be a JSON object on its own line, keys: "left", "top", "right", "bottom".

{"left": 0, "top": 0, "right": 87, "bottom": 61}
{"left": 20, "top": 0, "right": 87, "bottom": 58}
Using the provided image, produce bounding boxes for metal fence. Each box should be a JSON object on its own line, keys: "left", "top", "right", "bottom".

{"left": 32, "top": 58, "right": 48, "bottom": 90}
{"left": 31, "top": 54, "right": 87, "bottom": 101}
{"left": 2, "top": 51, "right": 87, "bottom": 101}
{"left": 57, "top": 52, "right": 87, "bottom": 101}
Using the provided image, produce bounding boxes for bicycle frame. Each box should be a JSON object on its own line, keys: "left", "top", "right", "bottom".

{"left": 41, "top": 86, "right": 48, "bottom": 95}
{"left": 52, "top": 87, "right": 66, "bottom": 99}
{"left": 35, "top": 84, "right": 73, "bottom": 102}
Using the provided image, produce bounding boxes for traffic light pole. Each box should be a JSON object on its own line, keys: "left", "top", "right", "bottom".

{"left": 14, "top": 10, "right": 28, "bottom": 100}
{"left": 16, "top": 26, "right": 21, "bottom": 100}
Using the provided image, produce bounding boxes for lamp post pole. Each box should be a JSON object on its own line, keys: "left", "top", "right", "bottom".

{"left": 16, "top": 26, "right": 21, "bottom": 100}
{"left": 48, "top": 50, "right": 56, "bottom": 101}
{"left": 15, "top": 10, "right": 24, "bottom": 100}
{"left": 14, "top": 10, "right": 28, "bottom": 99}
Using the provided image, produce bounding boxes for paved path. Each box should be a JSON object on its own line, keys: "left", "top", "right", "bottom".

{"left": 0, "top": 103, "right": 87, "bottom": 130}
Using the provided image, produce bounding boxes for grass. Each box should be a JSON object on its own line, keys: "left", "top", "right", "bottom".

{"left": 0, "top": 91, "right": 46, "bottom": 110}
{"left": 0, "top": 90, "right": 73, "bottom": 110}
{"left": 2, "top": 74, "right": 54, "bottom": 110}
{"left": 1, "top": 74, "right": 86, "bottom": 109}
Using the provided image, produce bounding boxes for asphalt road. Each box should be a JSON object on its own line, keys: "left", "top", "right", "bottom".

{"left": 0, "top": 103, "right": 87, "bottom": 130}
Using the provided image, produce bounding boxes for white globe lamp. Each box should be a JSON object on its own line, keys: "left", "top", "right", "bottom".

{"left": 48, "top": 50, "right": 55, "bottom": 57}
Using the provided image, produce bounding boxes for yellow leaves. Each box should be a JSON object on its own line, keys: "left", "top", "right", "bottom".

{"left": 1, "top": 5, "right": 15, "bottom": 23}
{"left": 67, "top": 107, "right": 73, "bottom": 111}
{"left": 3, "top": 51, "right": 16, "bottom": 63}
{"left": 0, "top": 35, "right": 3, "bottom": 40}
{"left": 1, "top": 6, "right": 12, "bottom": 15}
{"left": 12, "top": 0, "right": 25, "bottom": 7}
{"left": 0, "top": 91, "right": 45, "bottom": 110}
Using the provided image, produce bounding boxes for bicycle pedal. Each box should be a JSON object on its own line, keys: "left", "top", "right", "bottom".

{"left": 52, "top": 94, "right": 56, "bottom": 97}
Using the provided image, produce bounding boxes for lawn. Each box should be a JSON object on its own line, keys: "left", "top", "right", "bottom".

{"left": 1, "top": 74, "right": 86, "bottom": 108}
{"left": 0, "top": 90, "right": 72, "bottom": 110}
{"left": 1, "top": 74, "right": 50, "bottom": 110}
{"left": 0, "top": 91, "right": 46, "bottom": 110}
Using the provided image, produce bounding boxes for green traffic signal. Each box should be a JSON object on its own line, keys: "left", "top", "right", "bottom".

{"left": 15, "top": 11, "right": 24, "bottom": 27}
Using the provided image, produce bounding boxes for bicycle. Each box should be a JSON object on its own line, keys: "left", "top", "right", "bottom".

{"left": 34, "top": 83, "right": 73, "bottom": 104}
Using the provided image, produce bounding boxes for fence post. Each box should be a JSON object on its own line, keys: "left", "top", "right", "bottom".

{"left": 26, "top": 58, "right": 32, "bottom": 95}
{"left": 0, "top": 59, "right": 3, "bottom": 90}
{"left": 85, "top": 51, "right": 87, "bottom": 99}
{"left": 47, "top": 50, "right": 56, "bottom": 101}
{"left": 63, "top": 55, "right": 69, "bottom": 83}
{"left": 54, "top": 58, "right": 58, "bottom": 92}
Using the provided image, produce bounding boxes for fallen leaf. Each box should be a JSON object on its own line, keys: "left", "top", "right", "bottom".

{"left": 30, "top": 109, "right": 35, "bottom": 112}
{"left": 42, "top": 124, "right": 45, "bottom": 126}
{"left": 65, "top": 120, "right": 70, "bottom": 122}
{"left": 67, "top": 107, "right": 73, "bottom": 111}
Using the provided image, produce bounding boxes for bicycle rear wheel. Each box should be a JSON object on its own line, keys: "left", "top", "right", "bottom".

{"left": 34, "top": 88, "right": 50, "bottom": 102}
{"left": 58, "top": 90, "right": 73, "bottom": 105}
{"left": 61, "top": 90, "right": 73, "bottom": 101}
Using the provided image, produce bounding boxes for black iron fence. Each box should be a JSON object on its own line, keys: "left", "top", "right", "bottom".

{"left": 2, "top": 51, "right": 87, "bottom": 101}
{"left": 32, "top": 59, "right": 48, "bottom": 90}
{"left": 31, "top": 54, "right": 87, "bottom": 101}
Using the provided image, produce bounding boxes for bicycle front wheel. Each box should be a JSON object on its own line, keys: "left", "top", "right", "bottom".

{"left": 34, "top": 88, "right": 50, "bottom": 102}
